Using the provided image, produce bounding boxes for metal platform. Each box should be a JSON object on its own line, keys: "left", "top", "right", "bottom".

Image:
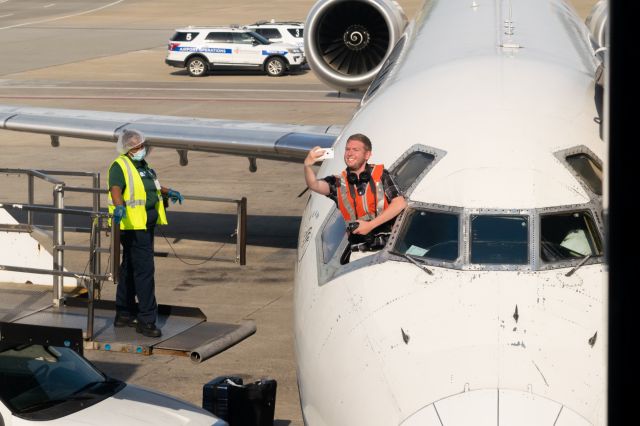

{"left": 0, "top": 283, "right": 255, "bottom": 363}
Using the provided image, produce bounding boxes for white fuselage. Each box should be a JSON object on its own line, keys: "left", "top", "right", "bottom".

{"left": 294, "top": 0, "right": 604, "bottom": 425}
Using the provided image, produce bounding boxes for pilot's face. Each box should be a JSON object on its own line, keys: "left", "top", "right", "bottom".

{"left": 344, "top": 140, "right": 371, "bottom": 171}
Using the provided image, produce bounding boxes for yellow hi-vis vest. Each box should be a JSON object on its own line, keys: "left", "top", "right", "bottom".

{"left": 107, "top": 155, "right": 168, "bottom": 230}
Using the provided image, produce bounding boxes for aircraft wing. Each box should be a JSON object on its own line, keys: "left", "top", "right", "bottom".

{"left": 0, "top": 105, "right": 340, "bottom": 164}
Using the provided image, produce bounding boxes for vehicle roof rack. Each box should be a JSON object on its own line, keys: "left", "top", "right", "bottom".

{"left": 180, "top": 25, "right": 245, "bottom": 30}
{"left": 249, "top": 20, "right": 304, "bottom": 26}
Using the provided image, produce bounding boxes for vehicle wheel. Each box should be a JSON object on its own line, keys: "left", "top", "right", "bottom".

{"left": 265, "top": 57, "right": 286, "bottom": 77}
{"left": 187, "top": 57, "right": 208, "bottom": 77}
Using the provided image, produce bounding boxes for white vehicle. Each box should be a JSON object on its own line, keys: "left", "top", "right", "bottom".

{"left": 243, "top": 21, "right": 305, "bottom": 53}
{"left": 165, "top": 26, "right": 304, "bottom": 77}
{"left": 1, "top": 0, "right": 609, "bottom": 424}
{"left": 0, "top": 322, "right": 226, "bottom": 425}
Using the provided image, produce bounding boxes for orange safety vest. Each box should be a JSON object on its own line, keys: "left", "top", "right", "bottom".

{"left": 336, "top": 164, "right": 388, "bottom": 222}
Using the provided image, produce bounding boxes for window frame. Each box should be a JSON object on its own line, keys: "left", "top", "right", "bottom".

{"left": 287, "top": 28, "right": 304, "bottom": 38}
{"left": 205, "top": 32, "right": 233, "bottom": 43}
{"left": 387, "top": 144, "right": 446, "bottom": 197}
{"left": 255, "top": 28, "right": 282, "bottom": 39}
{"left": 171, "top": 31, "right": 200, "bottom": 42}
{"left": 467, "top": 212, "right": 531, "bottom": 268}
{"left": 535, "top": 204, "right": 604, "bottom": 271}
{"left": 554, "top": 145, "right": 603, "bottom": 199}
{"left": 387, "top": 202, "right": 464, "bottom": 269}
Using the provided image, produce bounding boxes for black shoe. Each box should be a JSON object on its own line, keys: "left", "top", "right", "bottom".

{"left": 135, "top": 321, "right": 162, "bottom": 338}
{"left": 114, "top": 312, "right": 137, "bottom": 328}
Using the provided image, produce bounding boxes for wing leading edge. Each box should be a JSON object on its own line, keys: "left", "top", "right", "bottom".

{"left": 0, "top": 105, "right": 340, "bottom": 163}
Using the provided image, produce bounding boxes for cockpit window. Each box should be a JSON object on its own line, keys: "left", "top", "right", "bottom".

{"left": 394, "top": 209, "right": 459, "bottom": 261}
{"left": 540, "top": 211, "right": 602, "bottom": 262}
{"left": 391, "top": 151, "right": 435, "bottom": 194}
{"left": 470, "top": 215, "right": 529, "bottom": 264}
{"left": 566, "top": 153, "right": 602, "bottom": 196}
{"left": 321, "top": 209, "right": 346, "bottom": 264}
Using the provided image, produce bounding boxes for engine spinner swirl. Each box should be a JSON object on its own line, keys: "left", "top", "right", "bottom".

{"left": 343, "top": 25, "right": 370, "bottom": 51}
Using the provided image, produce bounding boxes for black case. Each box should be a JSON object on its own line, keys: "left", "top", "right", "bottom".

{"left": 203, "top": 376, "right": 277, "bottom": 426}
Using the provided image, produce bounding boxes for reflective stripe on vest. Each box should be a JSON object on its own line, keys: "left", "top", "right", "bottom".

{"left": 336, "top": 164, "right": 388, "bottom": 222}
{"left": 107, "top": 155, "right": 168, "bottom": 230}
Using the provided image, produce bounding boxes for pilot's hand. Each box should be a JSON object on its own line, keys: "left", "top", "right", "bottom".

{"left": 304, "top": 146, "right": 325, "bottom": 167}
{"left": 167, "top": 189, "right": 184, "bottom": 204}
{"left": 113, "top": 205, "right": 126, "bottom": 225}
{"left": 352, "top": 220, "right": 374, "bottom": 235}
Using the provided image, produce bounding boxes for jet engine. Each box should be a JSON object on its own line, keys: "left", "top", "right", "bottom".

{"left": 304, "top": 0, "right": 407, "bottom": 92}
{"left": 585, "top": 0, "right": 607, "bottom": 49}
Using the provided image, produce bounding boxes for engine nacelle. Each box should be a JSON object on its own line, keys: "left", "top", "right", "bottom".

{"left": 304, "top": 0, "right": 407, "bottom": 92}
{"left": 585, "top": 0, "right": 607, "bottom": 49}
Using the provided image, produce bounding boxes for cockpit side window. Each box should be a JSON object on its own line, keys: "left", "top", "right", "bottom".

{"left": 540, "top": 211, "right": 603, "bottom": 262}
{"left": 391, "top": 151, "right": 435, "bottom": 195}
{"left": 321, "top": 209, "right": 346, "bottom": 264}
{"left": 566, "top": 153, "right": 602, "bottom": 196}
{"left": 470, "top": 215, "right": 529, "bottom": 264}
{"left": 394, "top": 209, "right": 459, "bottom": 261}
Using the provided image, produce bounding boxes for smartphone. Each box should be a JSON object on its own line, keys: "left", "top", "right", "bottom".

{"left": 316, "top": 148, "right": 334, "bottom": 160}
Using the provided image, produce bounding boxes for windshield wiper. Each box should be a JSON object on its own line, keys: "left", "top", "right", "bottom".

{"left": 565, "top": 254, "right": 594, "bottom": 277}
{"left": 399, "top": 253, "right": 433, "bottom": 275}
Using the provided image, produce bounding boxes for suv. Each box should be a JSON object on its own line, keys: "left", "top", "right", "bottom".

{"left": 243, "top": 21, "right": 305, "bottom": 53}
{"left": 165, "top": 26, "right": 304, "bottom": 77}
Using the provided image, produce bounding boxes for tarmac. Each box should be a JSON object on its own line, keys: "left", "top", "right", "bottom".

{"left": 0, "top": 1, "right": 598, "bottom": 424}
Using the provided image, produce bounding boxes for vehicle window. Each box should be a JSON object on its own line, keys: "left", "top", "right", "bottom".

{"left": 470, "top": 215, "right": 529, "bottom": 264}
{"left": 322, "top": 209, "right": 347, "bottom": 263}
{"left": 0, "top": 344, "right": 118, "bottom": 418}
{"left": 394, "top": 209, "right": 459, "bottom": 261}
{"left": 287, "top": 28, "right": 304, "bottom": 38}
{"left": 391, "top": 151, "right": 435, "bottom": 194}
{"left": 255, "top": 28, "right": 281, "bottom": 39}
{"left": 566, "top": 153, "right": 602, "bottom": 196}
{"left": 171, "top": 32, "right": 199, "bottom": 42}
{"left": 233, "top": 32, "right": 256, "bottom": 44}
{"left": 540, "top": 211, "right": 602, "bottom": 262}
{"left": 205, "top": 32, "right": 233, "bottom": 43}
{"left": 247, "top": 31, "right": 271, "bottom": 45}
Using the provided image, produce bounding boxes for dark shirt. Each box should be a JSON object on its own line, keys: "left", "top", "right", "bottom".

{"left": 108, "top": 158, "right": 159, "bottom": 210}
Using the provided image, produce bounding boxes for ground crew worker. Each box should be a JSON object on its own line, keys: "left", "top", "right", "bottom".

{"left": 108, "top": 129, "right": 183, "bottom": 338}
{"left": 304, "top": 133, "right": 407, "bottom": 259}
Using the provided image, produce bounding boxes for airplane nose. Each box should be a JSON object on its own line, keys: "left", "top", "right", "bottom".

{"left": 401, "top": 388, "right": 592, "bottom": 425}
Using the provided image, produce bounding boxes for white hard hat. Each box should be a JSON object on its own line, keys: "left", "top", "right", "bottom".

{"left": 116, "top": 129, "right": 145, "bottom": 155}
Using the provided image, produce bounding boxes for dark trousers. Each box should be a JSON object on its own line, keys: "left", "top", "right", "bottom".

{"left": 116, "top": 209, "right": 158, "bottom": 324}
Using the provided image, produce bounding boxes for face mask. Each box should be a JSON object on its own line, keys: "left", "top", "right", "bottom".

{"left": 130, "top": 147, "right": 146, "bottom": 161}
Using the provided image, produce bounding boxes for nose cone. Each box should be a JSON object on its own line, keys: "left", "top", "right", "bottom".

{"left": 401, "top": 389, "right": 592, "bottom": 425}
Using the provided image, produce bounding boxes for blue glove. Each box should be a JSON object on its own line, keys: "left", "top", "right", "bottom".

{"left": 113, "top": 205, "right": 126, "bottom": 225}
{"left": 167, "top": 189, "right": 184, "bottom": 205}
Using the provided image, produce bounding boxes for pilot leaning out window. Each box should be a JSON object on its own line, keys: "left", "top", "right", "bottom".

{"left": 303, "top": 133, "right": 407, "bottom": 254}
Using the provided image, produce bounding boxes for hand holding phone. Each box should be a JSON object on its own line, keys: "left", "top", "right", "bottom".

{"left": 315, "top": 148, "right": 334, "bottom": 160}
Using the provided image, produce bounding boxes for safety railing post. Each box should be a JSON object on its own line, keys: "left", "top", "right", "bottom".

{"left": 237, "top": 197, "right": 247, "bottom": 265}
{"left": 111, "top": 216, "right": 120, "bottom": 286}
{"left": 93, "top": 173, "right": 101, "bottom": 283}
{"left": 86, "top": 215, "right": 98, "bottom": 341}
{"left": 27, "top": 174, "right": 34, "bottom": 226}
{"left": 52, "top": 184, "right": 65, "bottom": 305}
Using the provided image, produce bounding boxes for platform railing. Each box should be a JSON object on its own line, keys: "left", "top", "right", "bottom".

{"left": 1, "top": 168, "right": 247, "bottom": 275}
{"left": 1, "top": 168, "right": 100, "bottom": 298}
{"left": 1, "top": 168, "right": 248, "bottom": 340}
{"left": 0, "top": 203, "right": 109, "bottom": 339}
